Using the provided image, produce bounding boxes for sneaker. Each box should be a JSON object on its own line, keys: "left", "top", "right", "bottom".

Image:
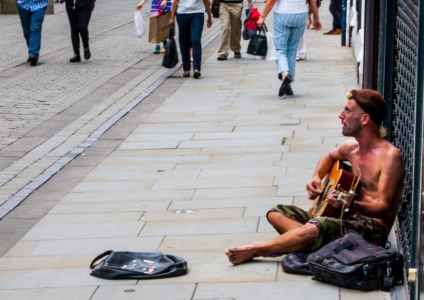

{"left": 217, "top": 55, "right": 227, "bottom": 61}
{"left": 234, "top": 51, "right": 242, "bottom": 58}
{"left": 69, "top": 53, "right": 81, "bottom": 63}
{"left": 323, "top": 29, "right": 336, "bottom": 35}
{"left": 160, "top": 48, "right": 166, "bottom": 53}
{"left": 84, "top": 47, "right": 91, "bottom": 60}
{"left": 153, "top": 45, "right": 161, "bottom": 54}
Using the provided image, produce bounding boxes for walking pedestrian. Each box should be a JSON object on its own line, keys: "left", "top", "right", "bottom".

{"left": 257, "top": 0, "right": 322, "bottom": 97}
{"left": 216, "top": 0, "right": 253, "bottom": 61}
{"left": 323, "top": 0, "right": 341, "bottom": 35}
{"left": 137, "top": 0, "right": 173, "bottom": 54}
{"left": 65, "top": 0, "right": 96, "bottom": 62}
{"left": 16, "top": 0, "right": 48, "bottom": 66}
{"left": 169, "top": 0, "right": 212, "bottom": 79}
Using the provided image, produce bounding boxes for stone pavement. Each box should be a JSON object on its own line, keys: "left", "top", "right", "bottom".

{"left": 0, "top": 1, "right": 393, "bottom": 300}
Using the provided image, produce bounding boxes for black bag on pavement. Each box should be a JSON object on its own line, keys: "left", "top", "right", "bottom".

{"left": 307, "top": 231, "right": 403, "bottom": 291}
{"left": 281, "top": 251, "right": 313, "bottom": 275}
{"left": 90, "top": 251, "right": 188, "bottom": 279}
{"left": 162, "top": 25, "right": 179, "bottom": 69}
{"left": 246, "top": 27, "right": 267, "bottom": 57}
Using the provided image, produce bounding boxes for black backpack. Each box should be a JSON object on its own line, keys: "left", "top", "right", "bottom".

{"left": 90, "top": 251, "right": 187, "bottom": 280}
{"left": 307, "top": 231, "right": 403, "bottom": 291}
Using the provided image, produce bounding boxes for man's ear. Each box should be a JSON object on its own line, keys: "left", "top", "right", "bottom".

{"left": 361, "top": 113, "right": 371, "bottom": 125}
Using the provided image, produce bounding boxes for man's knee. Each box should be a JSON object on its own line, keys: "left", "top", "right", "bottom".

{"left": 297, "top": 223, "right": 319, "bottom": 242}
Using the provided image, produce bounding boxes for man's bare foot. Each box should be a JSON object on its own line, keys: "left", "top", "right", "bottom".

{"left": 225, "top": 244, "right": 259, "bottom": 265}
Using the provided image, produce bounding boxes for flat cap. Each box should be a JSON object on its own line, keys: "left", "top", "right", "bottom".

{"left": 347, "top": 89, "right": 387, "bottom": 125}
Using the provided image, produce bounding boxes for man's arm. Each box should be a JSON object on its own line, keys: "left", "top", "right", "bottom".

{"left": 351, "top": 148, "right": 405, "bottom": 218}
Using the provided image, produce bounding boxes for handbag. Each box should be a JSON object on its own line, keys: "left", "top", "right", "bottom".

{"left": 307, "top": 231, "right": 403, "bottom": 291}
{"left": 211, "top": 0, "right": 220, "bottom": 18}
{"left": 246, "top": 26, "right": 267, "bottom": 57}
{"left": 280, "top": 251, "right": 313, "bottom": 275}
{"left": 162, "top": 25, "right": 179, "bottom": 69}
{"left": 90, "top": 250, "right": 188, "bottom": 279}
{"left": 149, "top": 6, "right": 172, "bottom": 44}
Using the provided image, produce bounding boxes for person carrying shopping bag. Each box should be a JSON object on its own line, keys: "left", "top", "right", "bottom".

{"left": 257, "top": 0, "right": 321, "bottom": 97}
{"left": 169, "top": 0, "right": 212, "bottom": 78}
{"left": 137, "top": 0, "right": 173, "bottom": 53}
{"left": 65, "top": 0, "right": 96, "bottom": 63}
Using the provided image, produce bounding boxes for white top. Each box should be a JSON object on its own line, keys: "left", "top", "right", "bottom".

{"left": 177, "top": 0, "right": 205, "bottom": 14}
{"left": 274, "top": 0, "right": 309, "bottom": 14}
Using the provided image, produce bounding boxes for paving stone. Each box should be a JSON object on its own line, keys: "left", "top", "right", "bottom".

{"left": 70, "top": 181, "right": 155, "bottom": 193}
{"left": 158, "top": 233, "right": 277, "bottom": 252}
{"left": 152, "top": 178, "right": 273, "bottom": 190}
{"left": 92, "top": 284, "right": 196, "bottom": 300}
{"left": 192, "top": 187, "right": 277, "bottom": 200}
{"left": 0, "top": 255, "right": 93, "bottom": 271}
{"left": 5, "top": 236, "right": 163, "bottom": 257}
{"left": 169, "top": 197, "right": 292, "bottom": 210}
{"left": 83, "top": 169, "right": 200, "bottom": 182}
{"left": 142, "top": 208, "right": 243, "bottom": 221}
{"left": 118, "top": 141, "right": 181, "bottom": 150}
{"left": 0, "top": 287, "right": 96, "bottom": 300}
{"left": 22, "top": 222, "right": 145, "bottom": 240}
{"left": 60, "top": 190, "right": 194, "bottom": 203}
{"left": 101, "top": 155, "right": 211, "bottom": 165}
{"left": 194, "top": 282, "right": 339, "bottom": 300}
{"left": 49, "top": 201, "right": 170, "bottom": 214}
{"left": 137, "top": 262, "right": 277, "bottom": 285}
{"left": 140, "top": 218, "right": 258, "bottom": 236}
{"left": 38, "top": 212, "right": 143, "bottom": 225}
{"left": 0, "top": 268, "right": 135, "bottom": 289}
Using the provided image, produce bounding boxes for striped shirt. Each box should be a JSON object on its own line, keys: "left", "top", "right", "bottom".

{"left": 17, "top": 0, "right": 48, "bottom": 12}
{"left": 151, "top": 0, "right": 172, "bottom": 17}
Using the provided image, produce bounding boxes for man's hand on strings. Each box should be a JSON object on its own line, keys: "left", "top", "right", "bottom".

{"left": 306, "top": 176, "right": 322, "bottom": 200}
{"left": 326, "top": 184, "right": 344, "bottom": 208}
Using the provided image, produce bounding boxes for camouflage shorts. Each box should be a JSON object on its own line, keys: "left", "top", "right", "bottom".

{"left": 267, "top": 204, "right": 388, "bottom": 251}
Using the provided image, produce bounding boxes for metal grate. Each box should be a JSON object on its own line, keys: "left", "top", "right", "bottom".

{"left": 392, "top": 0, "right": 419, "bottom": 275}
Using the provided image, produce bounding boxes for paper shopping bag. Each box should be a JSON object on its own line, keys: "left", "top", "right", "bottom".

{"left": 149, "top": 11, "right": 172, "bottom": 44}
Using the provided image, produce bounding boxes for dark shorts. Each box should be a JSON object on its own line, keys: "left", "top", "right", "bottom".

{"left": 267, "top": 204, "right": 388, "bottom": 251}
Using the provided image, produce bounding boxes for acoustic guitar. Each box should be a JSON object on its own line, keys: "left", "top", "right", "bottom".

{"left": 309, "top": 160, "right": 360, "bottom": 218}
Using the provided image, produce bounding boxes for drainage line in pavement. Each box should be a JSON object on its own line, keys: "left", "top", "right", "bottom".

{"left": 0, "top": 30, "right": 221, "bottom": 220}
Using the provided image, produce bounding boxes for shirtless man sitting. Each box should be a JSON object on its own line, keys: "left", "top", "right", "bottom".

{"left": 226, "top": 89, "right": 405, "bottom": 265}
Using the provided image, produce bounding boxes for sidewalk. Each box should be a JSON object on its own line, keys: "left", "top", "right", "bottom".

{"left": 0, "top": 3, "right": 390, "bottom": 300}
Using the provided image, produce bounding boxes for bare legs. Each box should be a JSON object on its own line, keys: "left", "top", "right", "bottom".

{"left": 225, "top": 212, "right": 318, "bottom": 265}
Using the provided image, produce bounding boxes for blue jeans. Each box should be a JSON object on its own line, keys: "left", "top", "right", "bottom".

{"left": 176, "top": 13, "right": 204, "bottom": 71}
{"left": 17, "top": 5, "right": 47, "bottom": 58}
{"left": 329, "top": 0, "right": 342, "bottom": 30}
{"left": 273, "top": 12, "right": 307, "bottom": 82}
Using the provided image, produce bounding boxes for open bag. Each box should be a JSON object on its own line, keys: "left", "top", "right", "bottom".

{"left": 134, "top": 10, "right": 146, "bottom": 38}
{"left": 162, "top": 25, "right": 179, "bottom": 69}
{"left": 90, "top": 251, "right": 188, "bottom": 280}
{"left": 307, "top": 231, "right": 403, "bottom": 291}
